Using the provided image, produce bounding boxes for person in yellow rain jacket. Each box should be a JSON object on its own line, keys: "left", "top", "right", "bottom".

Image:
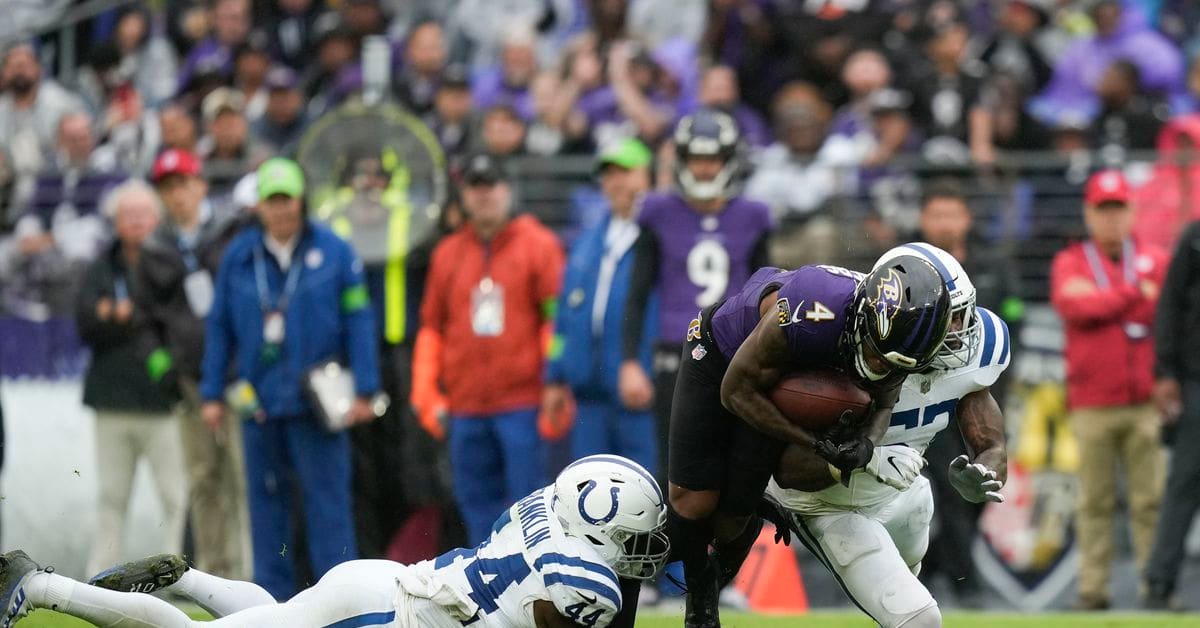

{"left": 312, "top": 147, "right": 435, "bottom": 558}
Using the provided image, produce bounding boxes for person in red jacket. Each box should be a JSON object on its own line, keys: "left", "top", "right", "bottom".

{"left": 411, "top": 153, "right": 565, "bottom": 544}
{"left": 1050, "top": 169, "right": 1168, "bottom": 611}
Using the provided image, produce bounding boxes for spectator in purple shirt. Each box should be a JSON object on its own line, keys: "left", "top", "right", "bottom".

{"left": 608, "top": 41, "right": 676, "bottom": 144}
{"left": 177, "top": 0, "right": 252, "bottom": 95}
{"left": 1031, "top": 0, "right": 1185, "bottom": 125}
{"left": 696, "top": 65, "right": 770, "bottom": 148}
{"left": 550, "top": 34, "right": 617, "bottom": 151}
{"left": 701, "top": 0, "right": 784, "bottom": 113}
{"left": 471, "top": 23, "right": 538, "bottom": 121}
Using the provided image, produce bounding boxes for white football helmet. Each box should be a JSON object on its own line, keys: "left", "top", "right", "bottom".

{"left": 552, "top": 455, "right": 670, "bottom": 580}
{"left": 873, "top": 243, "right": 978, "bottom": 370}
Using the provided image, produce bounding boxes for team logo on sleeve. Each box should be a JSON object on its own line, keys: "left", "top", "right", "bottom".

{"left": 686, "top": 316, "right": 702, "bottom": 341}
{"left": 776, "top": 298, "right": 792, "bottom": 326}
{"left": 872, "top": 269, "right": 904, "bottom": 339}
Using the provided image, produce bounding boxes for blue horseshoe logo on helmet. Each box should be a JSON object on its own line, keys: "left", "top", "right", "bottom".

{"left": 578, "top": 480, "right": 620, "bottom": 525}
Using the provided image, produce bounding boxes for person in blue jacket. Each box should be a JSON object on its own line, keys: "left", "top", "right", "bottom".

{"left": 543, "top": 138, "right": 659, "bottom": 474}
{"left": 199, "top": 158, "right": 381, "bottom": 600}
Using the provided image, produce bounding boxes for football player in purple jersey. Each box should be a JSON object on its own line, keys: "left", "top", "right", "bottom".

{"left": 665, "top": 258, "right": 951, "bottom": 627}
{"left": 620, "top": 109, "right": 774, "bottom": 494}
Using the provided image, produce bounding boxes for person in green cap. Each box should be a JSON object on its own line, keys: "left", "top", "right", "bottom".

{"left": 541, "top": 137, "right": 659, "bottom": 471}
{"left": 198, "top": 157, "right": 383, "bottom": 600}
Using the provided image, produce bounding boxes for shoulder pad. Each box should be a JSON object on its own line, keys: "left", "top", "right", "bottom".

{"left": 971, "top": 308, "right": 1011, "bottom": 387}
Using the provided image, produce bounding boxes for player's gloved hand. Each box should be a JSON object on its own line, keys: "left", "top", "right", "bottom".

{"left": 863, "top": 445, "right": 926, "bottom": 491}
{"left": 755, "top": 499, "right": 793, "bottom": 546}
{"left": 948, "top": 455, "right": 1005, "bottom": 503}
{"left": 814, "top": 434, "right": 874, "bottom": 485}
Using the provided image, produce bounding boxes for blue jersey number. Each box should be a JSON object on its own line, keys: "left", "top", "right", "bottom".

{"left": 564, "top": 602, "right": 604, "bottom": 627}
{"left": 890, "top": 399, "right": 959, "bottom": 430}
{"left": 434, "top": 546, "right": 532, "bottom": 615}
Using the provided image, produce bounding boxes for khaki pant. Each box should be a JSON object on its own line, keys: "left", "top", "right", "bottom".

{"left": 1069, "top": 403, "right": 1164, "bottom": 601}
{"left": 87, "top": 410, "right": 188, "bottom": 577}
{"left": 179, "top": 379, "right": 251, "bottom": 579}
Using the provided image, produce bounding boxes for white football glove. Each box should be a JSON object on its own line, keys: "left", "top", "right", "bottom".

{"left": 862, "top": 445, "right": 927, "bottom": 491}
{"left": 948, "top": 455, "right": 1005, "bottom": 503}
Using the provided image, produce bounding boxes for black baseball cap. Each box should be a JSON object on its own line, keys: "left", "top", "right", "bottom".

{"left": 462, "top": 153, "right": 508, "bottom": 186}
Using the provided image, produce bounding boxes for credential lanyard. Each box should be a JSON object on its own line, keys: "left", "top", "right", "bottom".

{"left": 114, "top": 275, "right": 129, "bottom": 302}
{"left": 178, "top": 235, "right": 200, "bottom": 273}
{"left": 1082, "top": 239, "right": 1135, "bottom": 290}
{"left": 253, "top": 243, "right": 303, "bottom": 314}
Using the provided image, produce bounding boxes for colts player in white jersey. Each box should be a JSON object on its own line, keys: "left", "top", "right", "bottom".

{"left": 0, "top": 455, "right": 668, "bottom": 628}
{"left": 764, "top": 243, "right": 1009, "bottom": 628}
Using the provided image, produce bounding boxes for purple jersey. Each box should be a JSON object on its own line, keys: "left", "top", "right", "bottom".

{"left": 639, "top": 192, "right": 773, "bottom": 342}
{"left": 710, "top": 265, "right": 864, "bottom": 364}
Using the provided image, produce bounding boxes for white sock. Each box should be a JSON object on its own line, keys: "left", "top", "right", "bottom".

{"left": 165, "top": 568, "right": 277, "bottom": 617}
{"left": 25, "top": 571, "right": 196, "bottom": 628}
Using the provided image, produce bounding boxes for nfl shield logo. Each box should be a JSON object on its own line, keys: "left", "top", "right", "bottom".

{"left": 692, "top": 344, "right": 707, "bottom": 361}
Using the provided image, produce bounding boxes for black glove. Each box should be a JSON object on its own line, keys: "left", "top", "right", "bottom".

{"left": 755, "top": 499, "right": 792, "bottom": 546}
{"left": 814, "top": 435, "right": 874, "bottom": 486}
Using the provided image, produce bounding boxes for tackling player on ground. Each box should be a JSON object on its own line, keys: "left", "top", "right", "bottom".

{"left": 0, "top": 456, "right": 667, "bottom": 628}
{"left": 762, "top": 243, "right": 1009, "bottom": 628}
{"left": 665, "top": 254, "right": 952, "bottom": 627}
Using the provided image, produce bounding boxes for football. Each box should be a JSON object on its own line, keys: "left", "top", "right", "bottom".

{"left": 769, "top": 369, "right": 872, "bottom": 432}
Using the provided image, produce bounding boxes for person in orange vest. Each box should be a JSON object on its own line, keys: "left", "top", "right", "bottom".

{"left": 411, "top": 153, "right": 565, "bottom": 544}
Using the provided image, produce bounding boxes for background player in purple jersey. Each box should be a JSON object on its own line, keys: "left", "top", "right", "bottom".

{"left": 666, "top": 257, "right": 951, "bottom": 628}
{"left": 620, "top": 109, "right": 774, "bottom": 493}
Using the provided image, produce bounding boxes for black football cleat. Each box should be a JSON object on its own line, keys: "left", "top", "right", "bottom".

{"left": 88, "top": 554, "right": 189, "bottom": 594}
{"left": 683, "top": 555, "right": 721, "bottom": 628}
{"left": 0, "top": 550, "right": 39, "bottom": 628}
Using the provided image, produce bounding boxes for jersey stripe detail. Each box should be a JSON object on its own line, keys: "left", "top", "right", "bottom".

{"left": 996, "top": 313, "right": 1010, "bottom": 367}
{"left": 322, "top": 610, "right": 397, "bottom": 627}
{"left": 542, "top": 573, "right": 622, "bottom": 608}
{"left": 902, "top": 243, "right": 956, "bottom": 291}
{"left": 562, "top": 455, "right": 663, "bottom": 504}
{"left": 979, "top": 309, "right": 997, "bottom": 367}
{"left": 534, "top": 553, "right": 618, "bottom": 581}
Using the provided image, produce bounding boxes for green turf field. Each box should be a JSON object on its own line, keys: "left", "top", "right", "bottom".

{"left": 16, "top": 609, "right": 1200, "bottom": 627}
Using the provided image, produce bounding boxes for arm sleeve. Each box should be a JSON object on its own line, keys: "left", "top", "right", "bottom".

{"left": 128, "top": 251, "right": 169, "bottom": 366}
{"left": 544, "top": 286, "right": 570, "bottom": 385}
{"left": 622, "top": 229, "right": 659, "bottom": 360}
{"left": 199, "top": 250, "right": 236, "bottom": 402}
{"left": 536, "top": 231, "right": 566, "bottom": 356}
{"left": 340, "top": 247, "right": 380, "bottom": 396}
{"left": 540, "top": 557, "right": 622, "bottom": 628}
{"left": 74, "top": 262, "right": 121, "bottom": 350}
{"left": 1155, "top": 226, "right": 1197, "bottom": 378}
{"left": 412, "top": 246, "right": 450, "bottom": 411}
{"left": 1049, "top": 250, "right": 1138, "bottom": 326}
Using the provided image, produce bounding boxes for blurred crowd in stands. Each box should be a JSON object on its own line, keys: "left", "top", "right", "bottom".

{"left": 4, "top": 0, "right": 1200, "bottom": 318}
{"left": 2, "top": 0, "right": 1200, "bottom": 609}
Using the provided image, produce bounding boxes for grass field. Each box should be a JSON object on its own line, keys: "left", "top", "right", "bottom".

{"left": 16, "top": 609, "right": 1200, "bottom": 627}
